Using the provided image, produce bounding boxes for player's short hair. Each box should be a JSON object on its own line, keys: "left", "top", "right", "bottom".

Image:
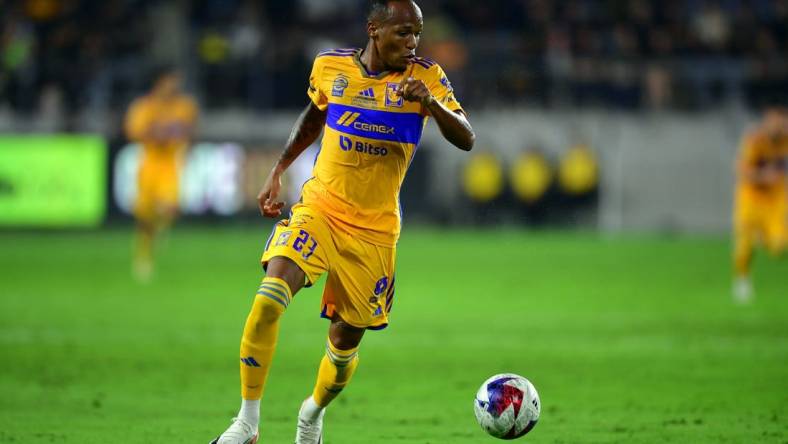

{"left": 367, "top": 0, "right": 413, "bottom": 22}
{"left": 758, "top": 104, "right": 788, "bottom": 118}
{"left": 757, "top": 93, "right": 788, "bottom": 114}
{"left": 148, "top": 64, "right": 179, "bottom": 89}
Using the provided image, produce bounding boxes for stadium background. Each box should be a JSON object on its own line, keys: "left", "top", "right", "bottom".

{"left": 1, "top": 1, "right": 786, "bottom": 443}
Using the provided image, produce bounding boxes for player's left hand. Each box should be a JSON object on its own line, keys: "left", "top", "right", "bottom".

{"left": 397, "top": 76, "right": 434, "bottom": 108}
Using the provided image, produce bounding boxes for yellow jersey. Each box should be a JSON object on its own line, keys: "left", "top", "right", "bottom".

{"left": 301, "top": 48, "right": 463, "bottom": 247}
{"left": 737, "top": 130, "right": 788, "bottom": 194}
{"left": 125, "top": 94, "right": 198, "bottom": 162}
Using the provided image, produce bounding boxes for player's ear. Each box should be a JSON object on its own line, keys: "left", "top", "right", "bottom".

{"left": 368, "top": 22, "right": 378, "bottom": 39}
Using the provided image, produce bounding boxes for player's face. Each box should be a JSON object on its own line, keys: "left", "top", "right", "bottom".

{"left": 762, "top": 111, "right": 788, "bottom": 144}
{"left": 778, "top": 112, "right": 788, "bottom": 140}
{"left": 372, "top": 1, "right": 423, "bottom": 71}
{"left": 155, "top": 73, "right": 182, "bottom": 98}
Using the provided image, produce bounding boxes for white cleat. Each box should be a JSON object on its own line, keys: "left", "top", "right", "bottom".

{"left": 210, "top": 417, "right": 259, "bottom": 444}
{"left": 733, "top": 277, "right": 754, "bottom": 304}
{"left": 132, "top": 259, "right": 153, "bottom": 283}
{"left": 295, "top": 398, "right": 325, "bottom": 444}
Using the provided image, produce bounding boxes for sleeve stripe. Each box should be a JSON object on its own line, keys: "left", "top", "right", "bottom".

{"left": 414, "top": 57, "right": 435, "bottom": 66}
{"left": 318, "top": 48, "right": 358, "bottom": 55}
{"left": 317, "top": 52, "right": 355, "bottom": 58}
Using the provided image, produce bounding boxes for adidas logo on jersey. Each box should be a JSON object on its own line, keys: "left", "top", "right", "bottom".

{"left": 352, "top": 87, "right": 378, "bottom": 109}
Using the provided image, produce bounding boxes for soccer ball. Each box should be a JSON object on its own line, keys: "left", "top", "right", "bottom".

{"left": 473, "top": 373, "right": 540, "bottom": 439}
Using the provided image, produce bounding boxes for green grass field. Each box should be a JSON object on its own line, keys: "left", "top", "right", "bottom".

{"left": 1, "top": 226, "right": 786, "bottom": 443}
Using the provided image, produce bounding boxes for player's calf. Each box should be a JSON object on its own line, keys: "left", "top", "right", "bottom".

{"left": 240, "top": 277, "right": 292, "bottom": 401}
{"left": 212, "top": 276, "right": 297, "bottom": 443}
{"left": 295, "top": 338, "right": 360, "bottom": 444}
{"left": 313, "top": 339, "right": 359, "bottom": 406}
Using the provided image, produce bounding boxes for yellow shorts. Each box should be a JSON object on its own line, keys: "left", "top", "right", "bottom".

{"left": 734, "top": 187, "right": 787, "bottom": 253}
{"left": 261, "top": 203, "right": 396, "bottom": 330}
{"left": 135, "top": 159, "right": 180, "bottom": 222}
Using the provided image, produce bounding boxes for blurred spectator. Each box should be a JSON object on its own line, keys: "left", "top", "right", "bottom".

{"left": 0, "top": 0, "right": 786, "bottom": 115}
{"left": 1, "top": 5, "right": 37, "bottom": 113}
{"left": 643, "top": 64, "right": 673, "bottom": 108}
{"left": 692, "top": 1, "right": 731, "bottom": 52}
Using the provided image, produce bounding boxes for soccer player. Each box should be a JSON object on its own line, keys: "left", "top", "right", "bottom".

{"left": 124, "top": 67, "right": 198, "bottom": 281}
{"left": 732, "top": 107, "right": 788, "bottom": 302}
{"left": 210, "top": 1, "right": 475, "bottom": 443}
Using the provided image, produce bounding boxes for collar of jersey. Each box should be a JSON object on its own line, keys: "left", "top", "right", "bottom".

{"left": 354, "top": 49, "right": 392, "bottom": 80}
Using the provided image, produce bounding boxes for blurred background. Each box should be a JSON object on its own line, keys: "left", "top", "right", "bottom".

{"left": 2, "top": 1, "right": 787, "bottom": 443}
{"left": 3, "top": 0, "right": 787, "bottom": 231}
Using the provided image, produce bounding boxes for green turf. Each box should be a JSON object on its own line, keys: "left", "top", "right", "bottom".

{"left": 0, "top": 226, "right": 786, "bottom": 443}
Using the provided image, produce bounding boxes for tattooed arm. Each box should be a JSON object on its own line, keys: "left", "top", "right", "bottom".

{"left": 257, "top": 102, "right": 327, "bottom": 217}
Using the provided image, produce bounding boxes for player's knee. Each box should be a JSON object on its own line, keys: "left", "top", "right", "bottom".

{"left": 764, "top": 232, "right": 786, "bottom": 256}
{"left": 265, "top": 256, "right": 306, "bottom": 294}
{"left": 251, "top": 276, "right": 293, "bottom": 324}
{"left": 328, "top": 319, "right": 365, "bottom": 351}
{"left": 325, "top": 338, "right": 359, "bottom": 369}
{"left": 769, "top": 240, "right": 786, "bottom": 258}
{"left": 136, "top": 219, "right": 156, "bottom": 234}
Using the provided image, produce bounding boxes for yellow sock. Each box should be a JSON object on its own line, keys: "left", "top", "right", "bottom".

{"left": 766, "top": 234, "right": 786, "bottom": 258}
{"left": 134, "top": 225, "right": 154, "bottom": 264}
{"left": 733, "top": 235, "right": 753, "bottom": 277}
{"left": 240, "top": 277, "right": 291, "bottom": 400}
{"left": 312, "top": 339, "right": 359, "bottom": 407}
{"left": 132, "top": 225, "right": 155, "bottom": 281}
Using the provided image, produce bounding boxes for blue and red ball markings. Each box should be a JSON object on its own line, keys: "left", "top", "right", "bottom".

{"left": 486, "top": 376, "right": 538, "bottom": 440}
{"left": 486, "top": 377, "right": 524, "bottom": 418}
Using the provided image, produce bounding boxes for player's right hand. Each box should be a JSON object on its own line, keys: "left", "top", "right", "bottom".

{"left": 257, "top": 168, "right": 285, "bottom": 218}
